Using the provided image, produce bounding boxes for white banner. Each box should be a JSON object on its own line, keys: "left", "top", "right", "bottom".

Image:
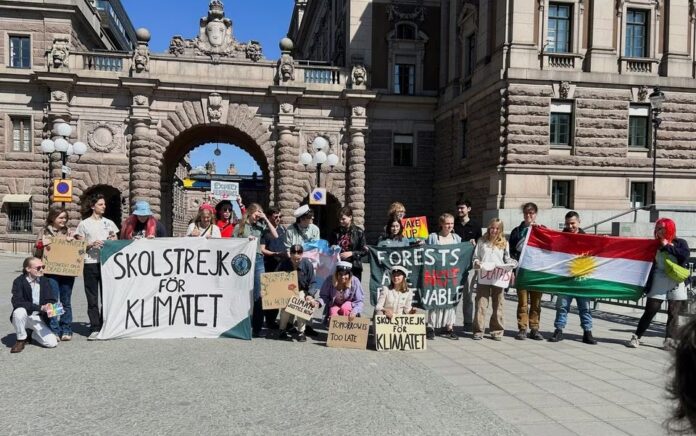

{"left": 97, "top": 238, "right": 256, "bottom": 340}
{"left": 211, "top": 180, "right": 239, "bottom": 200}
{"left": 477, "top": 262, "right": 515, "bottom": 288}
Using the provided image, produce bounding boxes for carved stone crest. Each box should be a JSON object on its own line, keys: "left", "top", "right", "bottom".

{"left": 132, "top": 44, "right": 150, "bottom": 73}
{"left": 388, "top": 5, "right": 426, "bottom": 22}
{"left": 51, "top": 90, "right": 67, "bottom": 102}
{"left": 351, "top": 64, "right": 367, "bottom": 89}
{"left": 50, "top": 38, "right": 70, "bottom": 69}
{"left": 133, "top": 95, "right": 148, "bottom": 106}
{"left": 637, "top": 85, "right": 649, "bottom": 102}
{"left": 86, "top": 122, "right": 122, "bottom": 153}
{"left": 353, "top": 106, "right": 365, "bottom": 117}
{"left": 278, "top": 53, "right": 295, "bottom": 82}
{"left": 559, "top": 81, "right": 571, "bottom": 99}
{"left": 169, "top": 36, "right": 187, "bottom": 56}
{"left": 280, "top": 103, "right": 293, "bottom": 114}
{"left": 208, "top": 93, "right": 223, "bottom": 123}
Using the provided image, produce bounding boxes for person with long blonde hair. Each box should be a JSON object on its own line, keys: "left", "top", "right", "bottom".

{"left": 472, "top": 218, "right": 516, "bottom": 340}
{"left": 234, "top": 202, "right": 278, "bottom": 337}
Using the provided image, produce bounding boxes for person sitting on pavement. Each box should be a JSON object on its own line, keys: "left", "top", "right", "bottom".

{"left": 121, "top": 200, "right": 167, "bottom": 240}
{"left": 276, "top": 244, "right": 318, "bottom": 342}
{"left": 10, "top": 257, "right": 59, "bottom": 353}
{"left": 375, "top": 266, "right": 415, "bottom": 318}
{"left": 549, "top": 211, "right": 597, "bottom": 345}
{"left": 318, "top": 261, "right": 364, "bottom": 321}
{"left": 284, "top": 205, "right": 321, "bottom": 250}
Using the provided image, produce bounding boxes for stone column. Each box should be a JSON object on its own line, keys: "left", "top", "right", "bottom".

{"left": 662, "top": 0, "right": 691, "bottom": 77}
{"left": 586, "top": 0, "right": 619, "bottom": 73}
{"left": 275, "top": 125, "right": 299, "bottom": 222}
{"left": 346, "top": 127, "right": 367, "bottom": 227}
{"left": 129, "top": 119, "right": 161, "bottom": 216}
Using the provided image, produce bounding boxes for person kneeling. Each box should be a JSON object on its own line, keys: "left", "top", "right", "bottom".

{"left": 375, "top": 266, "right": 415, "bottom": 318}
{"left": 10, "top": 257, "right": 59, "bottom": 353}
{"left": 277, "top": 244, "right": 318, "bottom": 342}
{"left": 317, "top": 261, "right": 364, "bottom": 322}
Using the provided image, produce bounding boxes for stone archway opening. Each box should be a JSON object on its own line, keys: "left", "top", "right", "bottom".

{"left": 160, "top": 124, "right": 271, "bottom": 236}
{"left": 301, "top": 192, "right": 342, "bottom": 238}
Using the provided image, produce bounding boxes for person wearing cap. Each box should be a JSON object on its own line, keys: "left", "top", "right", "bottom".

{"left": 215, "top": 197, "right": 245, "bottom": 238}
{"left": 234, "top": 203, "right": 278, "bottom": 337}
{"left": 318, "top": 261, "right": 364, "bottom": 320}
{"left": 276, "top": 244, "right": 317, "bottom": 342}
{"left": 186, "top": 203, "right": 221, "bottom": 238}
{"left": 375, "top": 266, "right": 415, "bottom": 318}
{"left": 284, "top": 204, "right": 321, "bottom": 250}
{"left": 121, "top": 201, "right": 167, "bottom": 240}
{"left": 329, "top": 206, "right": 368, "bottom": 282}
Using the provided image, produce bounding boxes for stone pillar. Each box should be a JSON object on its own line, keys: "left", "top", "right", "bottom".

{"left": 507, "top": 0, "right": 538, "bottom": 69}
{"left": 275, "top": 125, "right": 299, "bottom": 222}
{"left": 587, "top": 0, "right": 619, "bottom": 73}
{"left": 347, "top": 127, "right": 366, "bottom": 227}
{"left": 129, "top": 119, "right": 160, "bottom": 216}
{"left": 662, "top": 0, "right": 691, "bottom": 77}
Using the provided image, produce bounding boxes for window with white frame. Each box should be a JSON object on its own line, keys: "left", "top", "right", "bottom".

{"left": 10, "top": 116, "right": 31, "bottom": 152}
{"left": 548, "top": 3, "right": 572, "bottom": 53}
{"left": 625, "top": 9, "right": 648, "bottom": 58}
{"left": 552, "top": 180, "right": 573, "bottom": 208}
{"left": 628, "top": 105, "right": 650, "bottom": 148}
{"left": 393, "top": 134, "right": 414, "bottom": 167}
{"left": 630, "top": 182, "right": 649, "bottom": 208}
{"left": 9, "top": 35, "right": 30, "bottom": 68}
{"left": 550, "top": 101, "right": 573, "bottom": 146}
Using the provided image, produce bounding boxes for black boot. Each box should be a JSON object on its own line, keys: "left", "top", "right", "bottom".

{"left": 582, "top": 330, "right": 597, "bottom": 345}
{"left": 426, "top": 327, "right": 435, "bottom": 340}
{"left": 549, "top": 328, "right": 563, "bottom": 342}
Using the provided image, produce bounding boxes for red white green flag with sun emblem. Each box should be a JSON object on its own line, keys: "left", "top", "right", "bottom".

{"left": 515, "top": 226, "right": 660, "bottom": 299}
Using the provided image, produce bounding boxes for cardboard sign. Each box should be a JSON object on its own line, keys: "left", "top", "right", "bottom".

{"left": 42, "top": 238, "right": 87, "bottom": 277}
{"left": 477, "top": 263, "right": 515, "bottom": 288}
{"left": 374, "top": 314, "right": 427, "bottom": 351}
{"left": 211, "top": 180, "right": 239, "bottom": 200}
{"left": 261, "top": 271, "right": 299, "bottom": 310}
{"left": 284, "top": 295, "right": 316, "bottom": 321}
{"left": 326, "top": 316, "right": 369, "bottom": 350}
{"left": 401, "top": 216, "right": 428, "bottom": 240}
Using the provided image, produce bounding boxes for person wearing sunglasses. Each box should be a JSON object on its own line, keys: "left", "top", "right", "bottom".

{"left": 10, "top": 257, "right": 59, "bottom": 353}
{"left": 215, "top": 197, "right": 245, "bottom": 238}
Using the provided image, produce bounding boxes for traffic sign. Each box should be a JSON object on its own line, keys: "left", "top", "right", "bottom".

{"left": 53, "top": 179, "right": 73, "bottom": 203}
{"left": 309, "top": 188, "right": 327, "bottom": 205}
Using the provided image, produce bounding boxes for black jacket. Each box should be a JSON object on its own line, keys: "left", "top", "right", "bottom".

{"left": 329, "top": 225, "right": 368, "bottom": 271}
{"left": 644, "top": 237, "right": 691, "bottom": 292}
{"left": 454, "top": 218, "right": 482, "bottom": 243}
{"left": 508, "top": 221, "right": 529, "bottom": 260}
{"left": 10, "top": 274, "right": 56, "bottom": 323}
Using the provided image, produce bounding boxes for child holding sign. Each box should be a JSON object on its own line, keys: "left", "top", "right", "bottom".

{"left": 318, "top": 261, "right": 364, "bottom": 321}
{"left": 277, "top": 244, "right": 317, "bottom": 342}
{"left": 472, "top": 219, "right": 517, "bottom": 341}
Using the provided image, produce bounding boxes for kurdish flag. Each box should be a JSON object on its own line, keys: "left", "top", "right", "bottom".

{"left": 515, "top": 226, "right": 660, "bottom": 299}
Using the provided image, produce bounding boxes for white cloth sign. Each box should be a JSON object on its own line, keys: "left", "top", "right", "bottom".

{"left": 97, "top": 238, "right": 256, "bottom": 340}
{"left": 477, "top": 263, "right": 515, "bottom": 288}
{"left": 211, "top": 181, "right": 239, "bottom": 199}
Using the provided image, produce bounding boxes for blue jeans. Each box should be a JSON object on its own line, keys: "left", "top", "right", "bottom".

{"left": 554, "top": 295, "right": 592, "bottom": 331}
{"left": 46, "top": 274, "right": 75, "bottom": 336}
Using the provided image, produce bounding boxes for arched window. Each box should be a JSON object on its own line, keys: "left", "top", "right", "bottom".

{"left": 396, "top": 23, "right": 417, "bottom": 40}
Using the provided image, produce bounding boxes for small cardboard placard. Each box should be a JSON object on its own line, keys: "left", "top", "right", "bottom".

{"left": 42, "top": 238, "right": 87, "bottom": 277}
{"left": 477, "top": 263, "right": 516, "bottom": 288}
{"left": 261, "top": 271, "right": 299, "bottom": 310}
{"left": 326, "top": 316, "right": 370, "bottom": 350}
{"left": 401, "top": 216, "right": 428, "bottom": 240}
{"left": 374, "top": 314, "right": 427, "bottom": 351}
{"left": 284, "top": 295, "right": 316, "bottom": 321}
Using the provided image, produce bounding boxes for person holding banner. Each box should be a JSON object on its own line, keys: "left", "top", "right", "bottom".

{"left": 426, "top": 213, "right": 462, "bottom": 340}
{"left": 34, "top": 205, "right": 76, "bottom": 341}
{"left": 215, "top": 197, "right": 245, "bottom": 238}
{"left": 234, "top": 203, "right": 278, "bottom": 337}
{"left": 472, "top": 219, "right": 516, "bottom": 341}
{"left": 284, "top": 205, "right": 321, "bottom": 249}
{"left": 375, "top": 266, "right": 415, "bottom": 318}
{"left": 454, "top": 198, "right": 482, "bottom": 332}
{"left": 277, "top": 244, "right": 317, "bottom": 342}
{"left": 549, "top": 211, "right": 597, "bottom": 345}
{"left": 186, "top": 204, "right": 221, "bottom": 238}
{"left": 75, "top": 194, "right": 119, "bottom": 339}
{"left": 10, "top": 257, "right": 59, "bottom": 353}
{"left": 261, "top": 206, "right": 287, "bottom": 273}
{"left": 509, "top": 202, "right": 545, "bottom": 341}
{"left": 329, "top": 207, "right": 368, "bottom": 282}
{"left": 121, "top": 201, "right": 167, "bottom": 239}
{"left": 376, "top": 215, "right": 421, "bottom": 247}
{"left": 627, "top": 218, "right": 690, "bottom": 350}
{"left": 318, "top": 261, "right": 364, "bottom": 321}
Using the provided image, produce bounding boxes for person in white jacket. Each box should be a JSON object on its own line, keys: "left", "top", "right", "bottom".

{"left": 375, "top": 265, "right": 415, "bottom": 318}
{"left": 472, "top": 219, "right": 517, "bottom": 340}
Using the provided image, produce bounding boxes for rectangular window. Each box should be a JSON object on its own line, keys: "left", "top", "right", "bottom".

{"left": 9, "top": 35, "right": 31, "bottom": 68}
{"left": 626, "top": 9, "right": 648, "bottom": 58}
{"left": 465, "top": 34, "right": 476, "bottom": 77}
{"left": 548, "top": 3, "right": 572, "bottom": 53}
{"left": 630, "top": 182, "right": 649, "bottom": 208}
{"left": 552, "top": 180, "right": 572, "bottom": 208}
{"left": 550, "top": 101, "right": 573, "bottom": 146}
{"left": 6, "top": 202, "right": 32, "bottom": 233}
{"left": 394, "top": 64, "right": 415, "bottom": 95}
{"left": 461, "top": 120, "right": 468, "bottom": 159}
{"left": 628, "top": 105, "right": 650, "bottom": 148}
{"left": 393, "top": 134, "right": 414, "bottom": 167}
{"left": 11, "top": 116, "right": 31, "bottom": 152}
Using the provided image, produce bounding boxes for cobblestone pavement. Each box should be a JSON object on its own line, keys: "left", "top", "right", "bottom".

{"left": 0, "top": 254, "right": 677, "bottom": 435}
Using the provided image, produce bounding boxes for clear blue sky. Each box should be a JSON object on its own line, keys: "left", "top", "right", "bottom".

{"left": 122, "top": 0, "right": 294, "bottom": 175}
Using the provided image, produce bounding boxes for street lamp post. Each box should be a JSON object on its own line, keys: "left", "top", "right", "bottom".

{"left": 299, "top": 136, "right": 338, "bottom": 229}
{"left": 40, "top": 121, "right": 87, "bottom": 206}
{"left": 648, "top": 88, "right": 665, "bottom": 212}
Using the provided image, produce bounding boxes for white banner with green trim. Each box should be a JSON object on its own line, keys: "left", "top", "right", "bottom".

{"left": 97, "top": 238, "right": 256, "bottom": 340}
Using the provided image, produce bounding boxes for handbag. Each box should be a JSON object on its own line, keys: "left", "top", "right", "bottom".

{"left": 664, "top": 257, "right": 691, "bottom": 282}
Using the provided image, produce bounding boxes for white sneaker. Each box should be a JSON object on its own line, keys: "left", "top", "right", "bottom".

{"left": 626, "top": 334, "right": 640, "bottom": 348}
{"left": 87, "top": 331, "right": 100, "bottom": 341}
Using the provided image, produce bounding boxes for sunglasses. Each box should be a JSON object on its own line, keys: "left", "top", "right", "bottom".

{"left": 221, "top": 208, "right": 233, "bottom": 212}
{"left": 32, "top": 265, "right": 46, "bottom": 271}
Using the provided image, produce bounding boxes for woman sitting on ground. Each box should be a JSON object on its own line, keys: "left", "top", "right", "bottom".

{"left": 318, "top": 261, "right": 364, "bottom": 321}
{"left": 375, "top": 266, "right": 415, "bottom": 318}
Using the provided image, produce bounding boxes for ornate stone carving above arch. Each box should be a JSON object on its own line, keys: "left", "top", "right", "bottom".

{"left": 84, "top": 121, "right": 124, "bottom": 153}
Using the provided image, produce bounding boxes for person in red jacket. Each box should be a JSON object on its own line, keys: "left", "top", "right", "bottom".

{"left": 215, "top": 197, "right": 245, "bottom": 238}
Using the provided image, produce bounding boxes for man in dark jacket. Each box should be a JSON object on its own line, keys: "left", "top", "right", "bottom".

{"left": 276, "top": 244, "right": 318, "bottom": 342}
{"left": 329, "top": 207, "right": 368, "bottom": 283}
{"left": 453, "top": 198, "right": 482, "bottom": 331}
{"left": 10, "top": 256, "right": 58, "bottom": 353}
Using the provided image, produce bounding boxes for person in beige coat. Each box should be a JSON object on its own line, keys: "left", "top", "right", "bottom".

{"left": 375, "top": 266, "right": 416, "bottom": 318}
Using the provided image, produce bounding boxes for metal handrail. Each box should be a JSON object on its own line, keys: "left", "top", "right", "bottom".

{"left": 581, "top": 205, "right": 652, "bottom": 234}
